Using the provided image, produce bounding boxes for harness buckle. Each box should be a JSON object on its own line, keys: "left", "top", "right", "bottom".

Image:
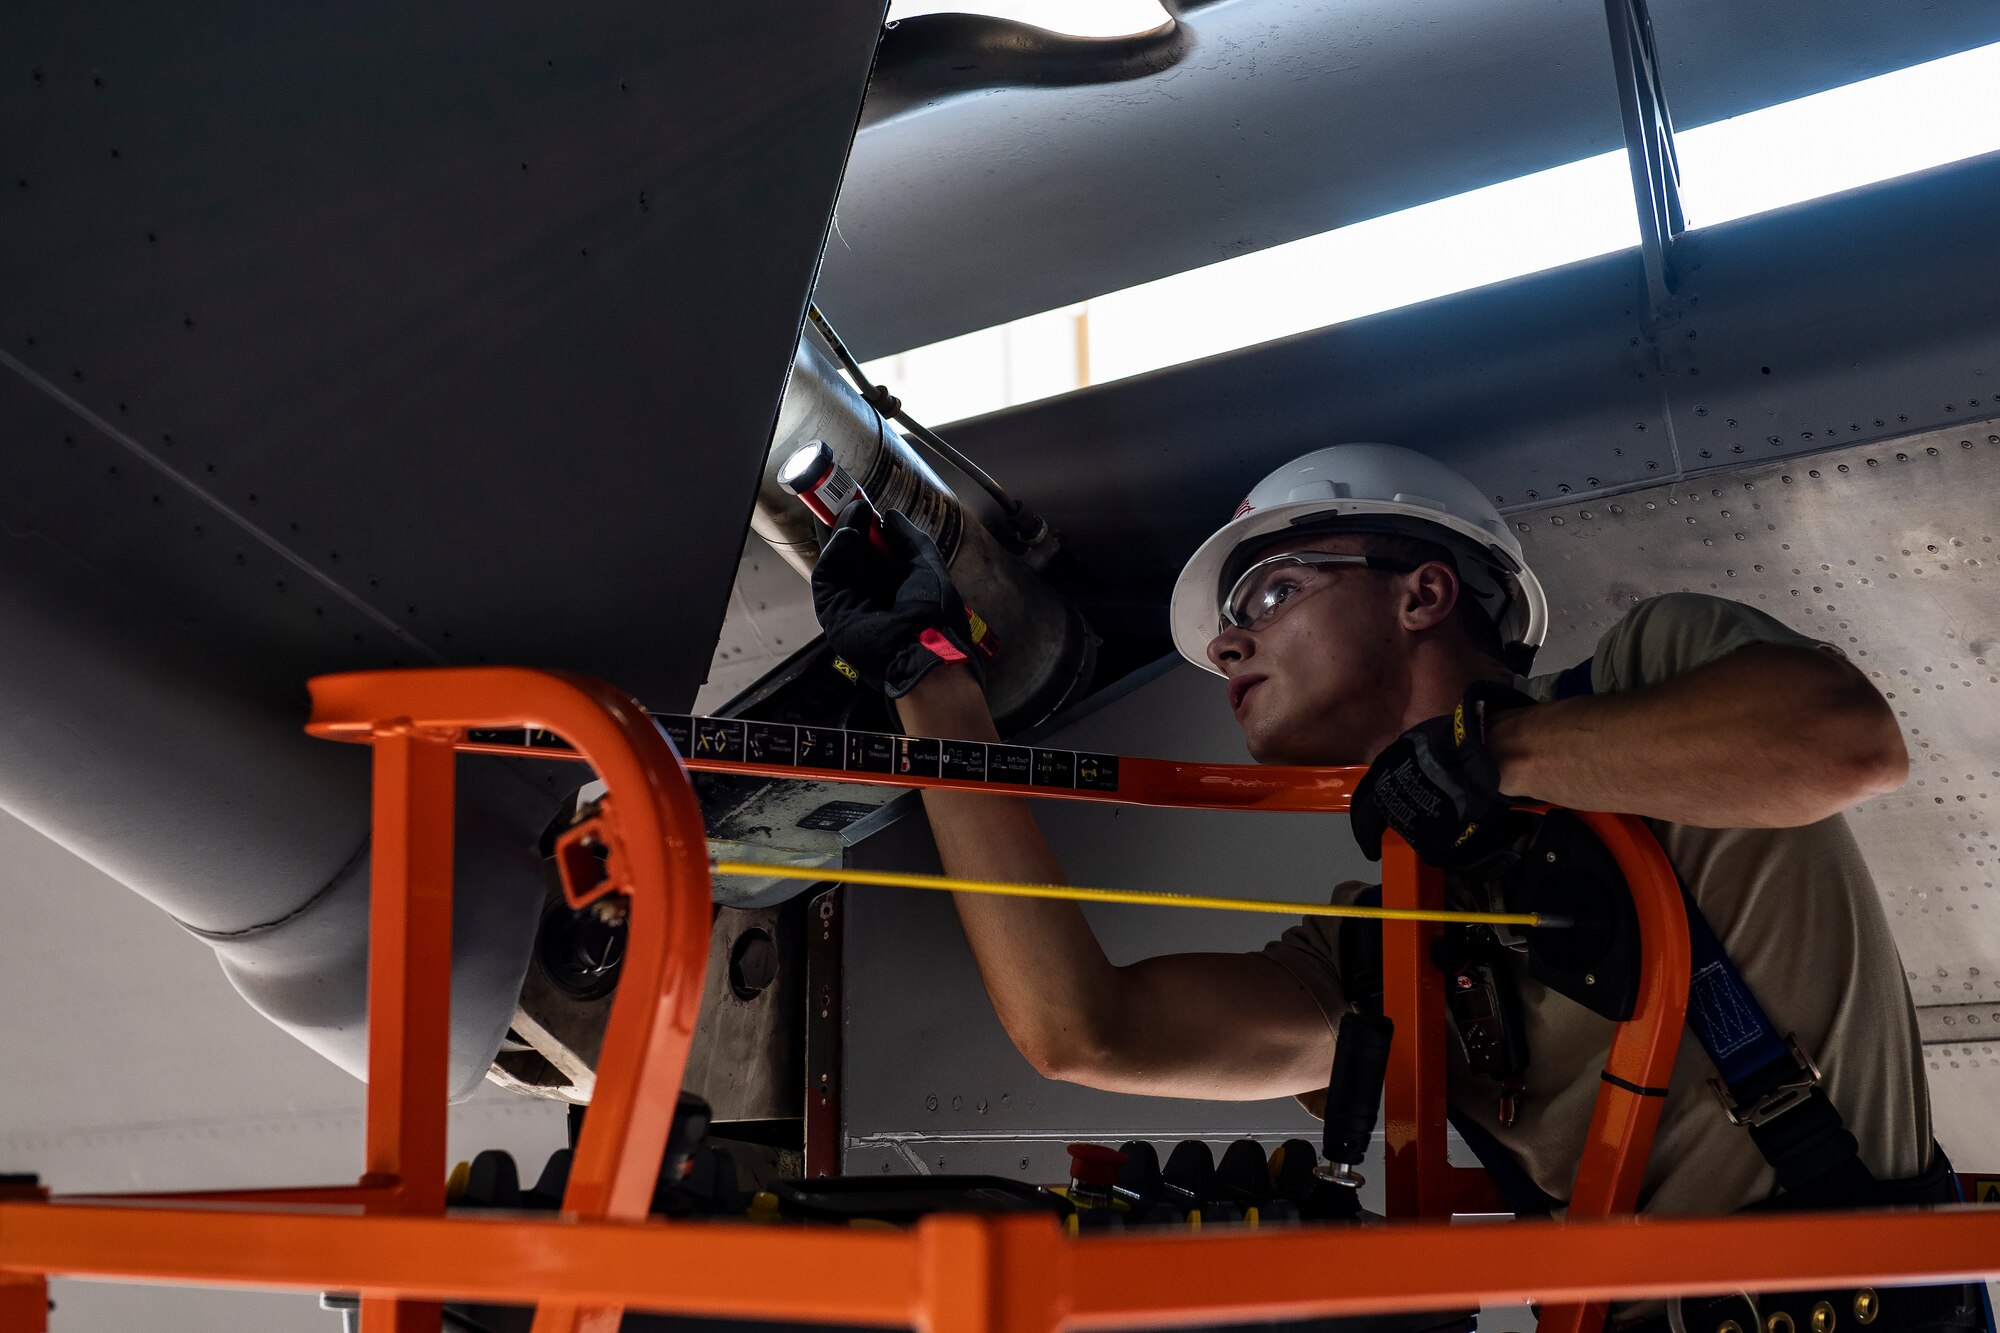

{"left": 1710, "top": 1036, "right": 1824, "bottom": 1128}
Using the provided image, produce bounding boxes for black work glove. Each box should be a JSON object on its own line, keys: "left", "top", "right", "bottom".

{"left": 1349, "top": 682, "right": 1535, "bottom": 868}
{"left": 810, "top": 505, "right": 985, "bottom": 698}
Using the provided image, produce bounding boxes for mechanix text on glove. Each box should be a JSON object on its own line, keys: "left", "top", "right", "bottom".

{"left": 1348, "top": 682, "right": 1533, "bottom": 867}
{"left": 810, "top": 506, "right": 988, "bottom": 699}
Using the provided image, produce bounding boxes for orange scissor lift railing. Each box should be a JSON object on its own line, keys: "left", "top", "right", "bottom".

{"left": 0, "top": 666, "right": 1995, "bottom": 1333}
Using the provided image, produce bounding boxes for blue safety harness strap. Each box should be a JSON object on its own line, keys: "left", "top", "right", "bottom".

{"left": 1679, "top": 890, "right": 1792, "bottom": 1085}
{"left": 1558, "top": 661, "right": 1790, "bottom": 1076}
{"left": 1552, "top": 657, "right": 1874, "bottom": 1202}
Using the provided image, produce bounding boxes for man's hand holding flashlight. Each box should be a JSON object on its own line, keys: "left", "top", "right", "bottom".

{"left": 811, "top": 507, "right": 987, "bottom": 698}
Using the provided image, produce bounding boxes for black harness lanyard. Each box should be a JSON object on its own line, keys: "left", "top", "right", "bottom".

{"left": 1343, "top": 882, "right": 1562, "bottom": 1217}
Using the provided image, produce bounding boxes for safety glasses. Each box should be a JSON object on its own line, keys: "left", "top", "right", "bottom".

{"left": 1219, "top": 551, "right": 1418, "bottom": 631}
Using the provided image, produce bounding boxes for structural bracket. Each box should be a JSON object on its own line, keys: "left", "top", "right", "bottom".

{"left": 1606, "top": 0, "right": 1687, "bottom": 321}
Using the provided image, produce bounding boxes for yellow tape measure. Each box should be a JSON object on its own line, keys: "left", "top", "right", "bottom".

{"left": 709, "top": 860, "right": 1555, "bottom": 928}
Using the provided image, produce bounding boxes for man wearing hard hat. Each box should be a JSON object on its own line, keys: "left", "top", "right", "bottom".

{"left": 812, "top": 444, "right": 1968, "bottom": 1322}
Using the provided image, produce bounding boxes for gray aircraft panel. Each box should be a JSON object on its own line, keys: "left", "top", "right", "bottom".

{"left": 2, "top": 0, "right": 886, "bottom": 709}
{"left": 1657, "top": 161, "right": 2000, "bottom": 480}
{"left": 820, "top": 0, "right": 2000, "bottom": 359}
{"left": 1520, "top": 418, "right": 2000, "bottom": 1168}
{"left": 0, "top": 0, "right": 888, "bottom": 1095}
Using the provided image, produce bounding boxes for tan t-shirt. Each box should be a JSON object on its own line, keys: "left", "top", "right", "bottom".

{"left": 1261, "top": 592, "right": 1932, "bottom": 1215}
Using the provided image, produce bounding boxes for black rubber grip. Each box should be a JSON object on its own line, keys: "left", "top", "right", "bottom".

{"left": 1322, "top": 1011, "right": 1395, "bottom": 1166}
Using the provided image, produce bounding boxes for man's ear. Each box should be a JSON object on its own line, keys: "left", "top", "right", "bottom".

{"left": 1400, "top": 561, "right": 1460, "bottom": 632}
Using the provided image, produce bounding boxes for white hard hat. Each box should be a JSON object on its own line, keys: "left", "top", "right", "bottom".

{"left": 1169, "top": 444, "right": 1547, "bottom": 675}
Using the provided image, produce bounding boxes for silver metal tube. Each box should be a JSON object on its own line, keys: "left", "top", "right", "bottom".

{"left": 757, "top": 331, "right": 1095, "bottom": 728}
{"left": 0, "top": 534, "right": 555, "bottom": 1096}
{"left": 804, "top": 306, "right": 1047, "bottom": 545}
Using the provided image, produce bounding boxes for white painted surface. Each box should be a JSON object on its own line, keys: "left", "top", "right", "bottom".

{"left": 0, "top": 808, "right": 567, "bottom": 1331}
{"left": 692, "top": 536, "right": 824, "bottom": 715}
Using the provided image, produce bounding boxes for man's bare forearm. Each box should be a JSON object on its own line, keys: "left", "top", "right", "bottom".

{"left": 1488, "top": 644, "right": 1907, "bottom": 827}
{"left": 894, "top": 667, "right": 1346, "bottom": 1100}
{"left": 892, "top": 667, "right": 1119, "bottom": 1074}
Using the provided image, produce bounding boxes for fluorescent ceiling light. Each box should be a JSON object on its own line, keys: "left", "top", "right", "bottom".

{"left": 862, "top": 153, "right": 1635, "bottom": 424}
{"left": 1676, "top": 41, "right": 2000, "bottom": 227}
{"left": 1082, "top": 152, "right": 1636, "bottom": 388}
{"left": 862, "top": 40, "right": 2000, "bottom": 425}
{"left": 885, "top": 1, "right": 1173, "bottom": 39}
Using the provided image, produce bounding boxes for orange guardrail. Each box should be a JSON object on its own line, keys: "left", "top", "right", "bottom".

{"left": 0, "top": 667, "right": 1985, "bottom": 1333}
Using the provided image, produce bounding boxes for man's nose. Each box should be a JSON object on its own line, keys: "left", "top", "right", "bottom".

{"left": 1207, "top": 624, "right": 1255, "bottom": 670}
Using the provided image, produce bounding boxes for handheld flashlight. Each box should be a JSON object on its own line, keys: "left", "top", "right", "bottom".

{"left": 780, "top": 439, "right": 997, "bottom": 660}
{"left": 779, "top": 440, "right": 891, "bottom": 555}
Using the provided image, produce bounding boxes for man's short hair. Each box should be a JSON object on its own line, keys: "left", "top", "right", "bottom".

{"left": 1352, "top": 531, "right": 1511, "bottom": 667}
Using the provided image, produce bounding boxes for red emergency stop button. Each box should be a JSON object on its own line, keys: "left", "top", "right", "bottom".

{"left": 1066, "top": 1142, "right": 1127, "bottom": 1193}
